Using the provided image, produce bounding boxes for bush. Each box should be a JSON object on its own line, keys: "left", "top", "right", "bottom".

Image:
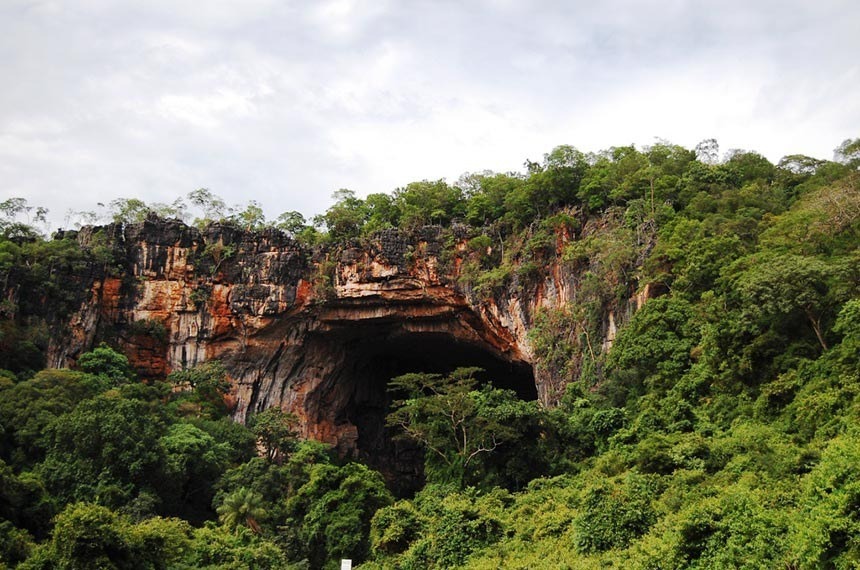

{"left": 399, "top": 490, "right": 507, "bottom": 569}
{"left": 76, "top": 344, "right": 135, "bottom": 386}
{"left": 127, "top": 319, "right": 168, "bottom": 343}
{"left": 370, "top": 501, "right": 424, "bottom": 556}
{"left": 573, "top": 473, "right": 659, "bottom": 553}
{"left": 284, "top": 462, "right": 392, "bottom": 567}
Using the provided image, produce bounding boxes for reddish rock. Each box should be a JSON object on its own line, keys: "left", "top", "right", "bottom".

{"left": 32, "top": 215, "right": 643, "bottom": 489}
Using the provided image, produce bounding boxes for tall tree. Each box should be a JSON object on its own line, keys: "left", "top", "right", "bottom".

{"left": 694, "top": 138, "right": 720, "bottom": 165}
{"left": 76, "top": 344, "right": 135, "bottom": 386}
{"left": 387, "top": 367, "right": 524, "bottom": 486}
{"left": 250, "top": 408, "right": 299, "bottom": 464}
{"left": 834, "top": 137, "right": 860, "bottom": 169}
{"left": 187, "top": 188, "right": 229, "bottom": 227}
{"left": 734, "top": 253, "right": 837, "bottom": 351}
{"left": 316, "top": 189, "right": 367, "bottom": 240}
{"left": 275, "top": 210, "right": 306, "bottom": 235}
{"left": 168, "top": 361, "right": 232, "bottom": 419}
{"left": 217, "top": 487, "right": 267, "bottom": 534}
{"left": 232, "top": 200, "right": 265, "bottom": 230}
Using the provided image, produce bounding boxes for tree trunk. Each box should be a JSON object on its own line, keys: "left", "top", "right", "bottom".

{"left": 805, "top": 307, "right": 829, "bottom": 351}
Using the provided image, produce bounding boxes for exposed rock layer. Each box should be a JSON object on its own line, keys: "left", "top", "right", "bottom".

{"left": 29, "top": 217, "right": 649, "bottom": 486}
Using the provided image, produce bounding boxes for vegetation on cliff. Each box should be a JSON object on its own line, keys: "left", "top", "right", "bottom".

{"left": 0, "top": 137, "right": 859, "bottom": 568}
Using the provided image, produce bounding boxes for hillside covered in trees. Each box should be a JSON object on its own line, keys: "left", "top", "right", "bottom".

{"left": 1, "top": 137, "right": 859, "bottom": 569}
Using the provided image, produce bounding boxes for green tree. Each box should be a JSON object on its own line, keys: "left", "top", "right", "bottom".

{"left": 382, "top": 488, "right": 507, "bottom": 569}
{"left": 577, "top": 153, "right": 614, "bottom": 212}
{"left": 107, "top": 198, "right": 151, "bottom": 225}
{"left": 733, "top": 253, "right": 837, "bottom": 350}
{"left": 0, "top": 198, "right": 48, "bottom": 238}
{"left": 190, "top": 417, "right": 257, "bottom": 465}
{"left": 834, "top": 137, "right": 860, "bottom": 169}
{"left": 0, "top": 519, "right": 33, "bottom": 567}
{"left": 212, "top": 441, "right": 336, "bottom": 536}
{"left": 182, "top": 524, "right": 287, "bottom": 568}
{"left": 370, "top": 501, "right": 423, "bottom": 556}
{"left": 363, "top": 192, "right": 400, "bottom": 234}
{"left": 231, "top": 200, "right": 265, "bottom": 230}
{"left": 461, "top": 172, "right": 524, "bottom": 227}
{"left": 31, "top": 503, "right": 193, "bottom": 570}
{"left": 217, "top": 487, "right": 267, "bottom": 534}
{"left": 275, "top": 210, "right": 307, "bottom": 235}
{"left": 529, "top": 144, "right": 589, "bottom": 211}
{"left": 790, "top": 434, "right": 860, "bottom": 567}
{"left": 606, "top": 145, "right": 650, "bottom": 204}
{"left": 0, "top": 369, "right": 108, "bottom": 468}
{"left": 125, "top": 516, "right": 193, "bottom": 570}
{"left": 761, "top": 177, "right": 860, "bottom": 255}
{"left": 8, "top": 235, "right": 90, "bottom": 321}
{"left": 76, "top": 344, "right": 135, "bottom": 386}
{"left": 38, "top": 394, "right": 167, "bottom": 509}
{"left": 187, "top": 188, "right": 229, "bottom": 227}
{"left": 0, "top": 460, "right": 53, "bottom": 539}
{"left": 250, "top": 407, "right": 299, "bottom": 464}
{"left": 0, "top": 319, "right": 45, "bottom": 375}
{"left": 605, "top": 296, "right": 700, "bottom": 402}
{"left": 393, "top": 179, "right": 464, "bottom": 227}
{"left": 159, "top": 423, "right": 230, "bottom": 518}
{"left": 387, "top": 368, "right": 524, "bottom": 486}
{"left": 49, "top": 502, "right": 131, "bottom": 569}
{"left": 168, "top": 361, "right": 232, "bottom": 419}
{"left": 574, "top": 473, "right": 659, "bottom": 553}
{"left": 316, "top": 189, "right": 368, "bottom": 241}
{"left": 646, "top": 218, "right": 745, "bottom": 300}
{"left": 283, "top": 462, "right": 392, "bottom": 567}
{"left": 718, "top": 150, "right": 775, "bottom": 186}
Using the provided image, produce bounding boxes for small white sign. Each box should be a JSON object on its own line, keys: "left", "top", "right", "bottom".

{"left": 340, "top": 560, "right": 352, "bottom": 570}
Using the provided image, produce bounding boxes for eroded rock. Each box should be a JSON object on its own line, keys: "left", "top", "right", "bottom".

{"left": 31, "top": 216, "right": 637, "bottom": 490}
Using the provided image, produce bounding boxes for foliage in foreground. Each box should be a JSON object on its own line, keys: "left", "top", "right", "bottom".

{"left": 0, "top": 346, "right": 393, "bottom": 569}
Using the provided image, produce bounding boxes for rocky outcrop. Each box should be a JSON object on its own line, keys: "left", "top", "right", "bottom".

{"left": 28, "top": 215, "right": 646, "bottom": 488}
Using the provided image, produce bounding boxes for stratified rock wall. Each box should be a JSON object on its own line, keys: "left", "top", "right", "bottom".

{"left": 36, "top": 216, "right": 639, "bottom": 471}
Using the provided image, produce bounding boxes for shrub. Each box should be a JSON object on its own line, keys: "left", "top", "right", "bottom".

{"left": 574, "top": 473, "right": 659, "bottom": 553}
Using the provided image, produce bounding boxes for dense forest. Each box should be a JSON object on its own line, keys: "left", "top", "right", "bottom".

{"left": 1, "top": 137, "right": 859, "bottom": 569}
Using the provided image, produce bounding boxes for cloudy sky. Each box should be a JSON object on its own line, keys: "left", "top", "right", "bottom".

{"left": 2, "top": 0, "right": 859, "bottom": 228}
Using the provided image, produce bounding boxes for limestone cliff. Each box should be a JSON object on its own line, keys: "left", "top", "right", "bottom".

{"left": 20, "top": 214, "right": 652, "bottom": 487}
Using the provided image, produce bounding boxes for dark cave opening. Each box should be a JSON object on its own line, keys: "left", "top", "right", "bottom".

{"left": 324, "top": 327, "right": 536, "bottom": 496}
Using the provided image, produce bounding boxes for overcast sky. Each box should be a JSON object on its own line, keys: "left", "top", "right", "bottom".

{"left": 2, "top": 0, "right": 859, "bottom": 228}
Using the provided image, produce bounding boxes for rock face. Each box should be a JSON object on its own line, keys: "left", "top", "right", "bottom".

{"left": 33, "top": 216, "right": 644, "bottom": 490}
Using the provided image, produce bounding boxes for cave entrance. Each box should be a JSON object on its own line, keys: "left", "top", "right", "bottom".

{"left": 321, "top": 326, "right": 536, "bottom": 496}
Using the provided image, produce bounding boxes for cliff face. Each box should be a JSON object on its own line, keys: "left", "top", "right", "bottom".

{"left": 35, "top": 216, "right": 646, "bottom": 487}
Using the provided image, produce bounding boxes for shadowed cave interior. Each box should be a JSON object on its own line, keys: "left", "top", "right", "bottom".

{"left": 320, "top": 327, "right": 536, "bottom": 496}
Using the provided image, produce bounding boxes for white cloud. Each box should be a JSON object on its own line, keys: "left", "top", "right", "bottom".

{"left": 157, "top": 90, "right": 259, "bottom": 129}
{"left": 0, "top": 0, "right": 858, "bottom": 229}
